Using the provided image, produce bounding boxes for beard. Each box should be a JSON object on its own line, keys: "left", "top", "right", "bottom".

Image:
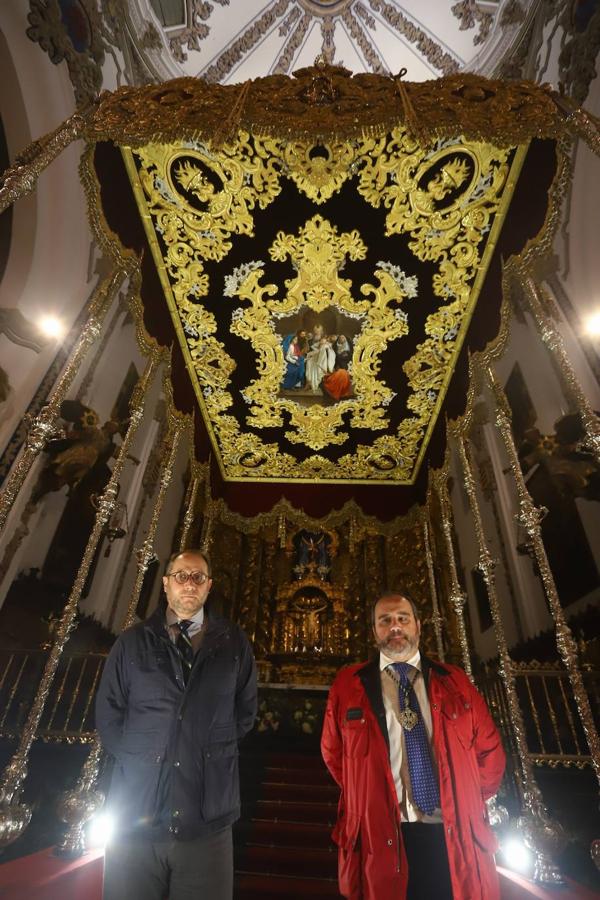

{"left": 376, "top": 632, "right": 420, "bottom": 661}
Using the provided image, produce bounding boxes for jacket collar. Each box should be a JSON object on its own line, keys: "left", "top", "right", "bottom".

{"left": 145, "top": 603, "right": 229, "bottom": 647}
{"left": 145, "top": 603, "right": 169, "bottom": 639}
{"left": 356, "top": 658, "right": 389, "bottom": 752}
{"left": 420, "top": 654, "right": 450, "bottom": 687}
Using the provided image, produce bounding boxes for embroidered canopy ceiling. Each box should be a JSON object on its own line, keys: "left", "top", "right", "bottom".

{"left": 88, "top": 66, "right": 560, "bottom": 515}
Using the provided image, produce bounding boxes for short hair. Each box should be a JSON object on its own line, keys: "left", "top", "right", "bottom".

{"left": 165, "top": 548, "right": 212, "bottom": 577}
{"left": 371, "top": 589, "right": 421, "bottom": 628}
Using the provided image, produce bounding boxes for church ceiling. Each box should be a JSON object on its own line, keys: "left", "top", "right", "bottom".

{"left": 89, "top": 68, "right": 559, "bottom": 510}
{"left": 122, "top": 0, "right": 536, "bottom": 84}
{"left": 24, "top": 1, "right": 600, "bottom": 116}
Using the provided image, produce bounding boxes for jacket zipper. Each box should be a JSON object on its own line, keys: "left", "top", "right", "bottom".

{"left": 394, "top": 812, "right": 401, "bottom": 872}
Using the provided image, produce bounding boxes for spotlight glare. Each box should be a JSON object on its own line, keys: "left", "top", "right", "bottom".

{"left": 87, "top": 812, "right": 114, "bottom": 848}
{"left": 502, "top": 836, "right": 533, "bottom": 874}
{"left": 38, "top": 316, "right": 65, "bottom": 340}
{"left": 585, "top": 310, "right": 600, "bottom": 337}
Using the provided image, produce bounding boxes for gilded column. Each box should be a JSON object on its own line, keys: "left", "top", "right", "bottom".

{"left": 487, "top": 367, "right": 600, "bottom": 789}
{"left": 549, "top": 91, "right": 600, "bottom": 158}
{"left": 236, "top": 533, "right": 262, "bottom": 642}
{"left": 0, "top": 265, "right": 133, "bottom": 534}
{"left": 436, "top": 475, "right": 472, "bottom": 678}
{"left": 470, "top": 407, "right": 525, "bottom": 645}
{"left": 179, "top": 466, "right": 203, "bottom": 551}
{"left": 75, "top": 292, "right": 126, "bottom": 402}
{"left": 348, "top": 531, "right": 367, "bottom": 658}
{"left": 254, "top": 534, "right": 277, "bottom": 660}
{"left": 121, "top": 426, "right": 184, "bottom": 631}
{"left": 364, "top": 533, "right": 385, "bottom": 606}
{"left": 0, "top": 498, "right": 38, "bottom": 586}
{"left": 515, "top": 265, "right": 600, "bottom": 464}
{"left": 422, "top": 512, "right": 444, "bottom": 661}
{"left": 106, "top": 408, "right": 168, "bottom": 632}
{"left": 199, "top": 463, "right": 214, "bottom": 556}
{"left": 0, "top": 353, "right": 160, "bottom": 849}
{"left": 56, "top": 421, "right": 183, "bottom": 855}
{"left": 0, "top": 103, "right": 96, "bottom": 215}
{"left": 458, "top": 435, "right": 565, "bottom": 883}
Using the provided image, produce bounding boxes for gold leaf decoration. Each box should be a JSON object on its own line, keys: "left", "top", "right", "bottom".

{"left": 225, "top": 217, "right": 413, "bottom": 450}
{"left": 122, "top": 121, "right": 525, "bottom": 484}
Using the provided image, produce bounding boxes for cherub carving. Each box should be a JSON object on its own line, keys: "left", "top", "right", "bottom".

{"left": 31, "top": 400, "right": 123, "bottom": 503}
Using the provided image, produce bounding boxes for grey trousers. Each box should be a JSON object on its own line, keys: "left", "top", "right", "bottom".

{"left": 102, "top": 826, "right": 233, "bottom": 900}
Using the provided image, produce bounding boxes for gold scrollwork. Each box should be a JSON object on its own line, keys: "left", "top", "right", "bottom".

{"left": 123, "top": 124, "right": 526, "bottom": 482}
{"left": 226, "top": 215, "right": 411, "bottom": 450}
{"left": 86, "top": 71, "right": 566, "bottom": 148}
{"left": 282, "top": 140, "right": 358, "bottom": 203}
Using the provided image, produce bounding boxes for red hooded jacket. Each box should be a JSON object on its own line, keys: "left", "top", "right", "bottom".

{"left": 321, "top": 656, "right": 505, "bottom": 900}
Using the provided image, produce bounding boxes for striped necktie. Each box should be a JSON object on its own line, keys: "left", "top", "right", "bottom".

{"left": 176, "top": 619, "right": 194, "bottom": 683}
{"left": 392, "top": 662, "right": 440, "bottom": 816}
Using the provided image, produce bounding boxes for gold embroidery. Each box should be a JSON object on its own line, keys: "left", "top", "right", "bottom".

{"left": 123, "top": 126, "right": 527, "bottom": 482}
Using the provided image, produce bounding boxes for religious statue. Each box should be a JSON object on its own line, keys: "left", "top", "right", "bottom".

{"left": 519, "top": 412, "right": 600, "bottom": 503}
{"left": 292, "top": 529, "right": 332, "bottom": 580}
{"left": 31, "top": 400, "right": 122, "bottom": 503}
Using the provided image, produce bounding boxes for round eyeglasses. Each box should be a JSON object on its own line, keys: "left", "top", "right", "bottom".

{"left": 165, "top": 570, "right": 210, "bottom": 586}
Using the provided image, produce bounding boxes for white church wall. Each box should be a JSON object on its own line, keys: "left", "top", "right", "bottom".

{"left": 0, "top": 5, "right": 92, "bottom": 456}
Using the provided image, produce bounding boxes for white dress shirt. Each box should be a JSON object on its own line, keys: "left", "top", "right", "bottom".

{"left": 166, "top": 605, "right": 205, "bottom": 638}
{"left": 379, "top": 649, "right": 442, "bottom": 822}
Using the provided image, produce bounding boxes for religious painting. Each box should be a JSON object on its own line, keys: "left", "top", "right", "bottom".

{"left": 277, "top": 308, "right": 359, "bottom": 405}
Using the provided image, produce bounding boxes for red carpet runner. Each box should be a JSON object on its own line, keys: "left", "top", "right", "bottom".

{"left": 234, "top": 751, "right": 340, "bottom": 898}
{"left": 0, "top": 752, "right": 597, "bottom": 898}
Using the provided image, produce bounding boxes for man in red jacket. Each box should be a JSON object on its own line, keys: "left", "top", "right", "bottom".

{"left": 321, "top": 590, "right": 505, "bottom": 900}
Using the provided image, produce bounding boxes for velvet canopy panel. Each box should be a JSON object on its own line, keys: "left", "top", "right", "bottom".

{"left": 86, "top": 67, "right": 559, "bottom": 518}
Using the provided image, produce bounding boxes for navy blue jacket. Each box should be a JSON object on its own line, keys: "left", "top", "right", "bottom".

{"left": 95, "top": 605, "right": 257, "bottom": 840}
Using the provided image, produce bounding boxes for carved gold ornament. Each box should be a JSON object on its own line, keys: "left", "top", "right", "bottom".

{"left": 123, "top": 124, "right": 527, "bottom": 483}
{"left": 226, "top": 216, "right": 412, "bottom": 450}
{"left": 87, "top": 71, "right": 565, "bottom": 147}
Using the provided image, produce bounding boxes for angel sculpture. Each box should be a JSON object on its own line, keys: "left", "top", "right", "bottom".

{"left": 31, "top": 400, "right": 122, "bottom": 503}
{"left": 518, "top": 412, "right": 600, "bottom": 503}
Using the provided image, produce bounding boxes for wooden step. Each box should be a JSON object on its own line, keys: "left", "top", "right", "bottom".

{"left": 263, "top": 765, "right": 337, "bottom": 787}
{"left": 241, "top": 843, "right": 337, "bottom": 879}
{"left": 237, "top": 818, "right": 334, "bottom": 850}
{"left": 259, "top": 781, "right": 339, "bottom": 802}
{"left": 235, "top": 749, "right": 342, "bottom": 897}
{"left": 260, "top": 753, "right": 327, "bottom": 770}
{"left": 234, "top": 871, "right": 341, "bottom": 899}
{"left": 254, "top": 798, "right": 337, "bottom": 825}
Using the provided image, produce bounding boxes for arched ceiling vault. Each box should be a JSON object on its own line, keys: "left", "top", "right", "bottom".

{"left": 120, "top": 0, "right": 538, "bottom": 84}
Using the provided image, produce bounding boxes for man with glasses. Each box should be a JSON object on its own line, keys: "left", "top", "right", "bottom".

{"left": 96, "top": 549, "right": 257, "bottom": 900}
{"left": 321, "top": 589, "right": 505, "bottom": 900}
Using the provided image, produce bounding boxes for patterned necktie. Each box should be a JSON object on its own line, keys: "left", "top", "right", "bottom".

{"left": 392, "top": 662, "right": 440, "bottom": 816}
{"left": 176, "top": 619, "right": 194, "bottom": 683}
